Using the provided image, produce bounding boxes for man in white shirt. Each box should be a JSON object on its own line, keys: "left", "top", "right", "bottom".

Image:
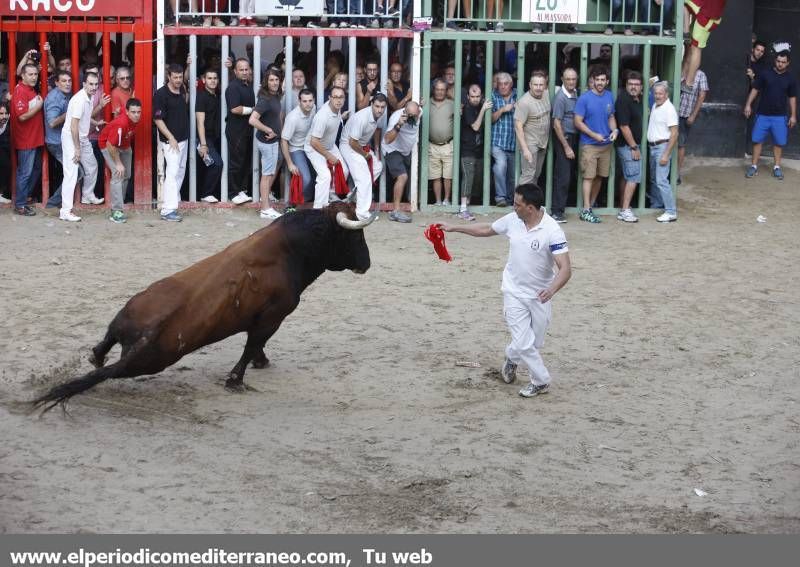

{"left": 382, "top": 100, "right": 421, "bottom": 223}
{"left": 305, "top": 86, "right": 347, "bottom": 210}
{"left": 339, "top": 92, "right": 387, "bottom": 221}
{"left": 440, "top": 183, "right": 572, "bottom": 398}
{"left": 647, "top": 81, "right": 680, "bottom": 222}
{"left": 60, "top": 71, "right": 101, "bottom": 222}
{"left": 281, "top": 88, "right": 316, "bottom": 205}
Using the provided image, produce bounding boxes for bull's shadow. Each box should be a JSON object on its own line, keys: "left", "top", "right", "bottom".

{"left": 32, "top": 202, "right": 375, "bottom": 412}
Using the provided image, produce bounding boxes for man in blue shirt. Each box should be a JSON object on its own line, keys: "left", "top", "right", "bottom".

{"left": 43, "top": 70, "right": 80, "bottom": 208}
{"left": 744, "top": 51, "right": 797, "bottom": 181}
{"left": 491, "top": 72, "right": 517, "bottom": 207}
{"left": 574, "top": 66, "right": 618, "bottom": 223}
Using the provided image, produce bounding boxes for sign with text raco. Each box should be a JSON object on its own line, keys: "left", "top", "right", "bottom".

{"left": 522, "top": 0, "right": 587, "bottom": 25}
{"left": 1, "top": 0, "right": 144, "bottom": 18}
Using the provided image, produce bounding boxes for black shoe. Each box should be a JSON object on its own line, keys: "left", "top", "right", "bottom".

{"left": 14, "top": 206, "right": 36, "bottom": 216}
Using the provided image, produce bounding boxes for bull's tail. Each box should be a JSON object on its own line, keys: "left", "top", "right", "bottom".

{"left": 32, "top": 363, "right": 123, "bottom": 413}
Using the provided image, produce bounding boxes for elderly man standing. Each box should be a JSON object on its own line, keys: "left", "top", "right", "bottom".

{"left": 383, "top": 100, "right": 421, "bottom": 223}
{"left": 429, "top": 79, "right": 454, "bottom": 206}
{"left": 647, "top": 81, "right": 679, "bottom": 223}
{"left": 340, "top": 93, "right": 387, "bottom": 221}
{"left": 550, "top": 68, "right": 579, "bottom": 223}
{"left": 59, "top": 71, "right": 101, "bottom": 222}
{"left": 514, "top": 71, "right": 550, "bottom": 187}
{"left": 10, "top": 63, "right": 45, "bottom": 216}
{"left": 305, "top": 86, "right": 347, "bottom": 209}
{"left": 491, "top": 72, "right": 517, "bottom": 207}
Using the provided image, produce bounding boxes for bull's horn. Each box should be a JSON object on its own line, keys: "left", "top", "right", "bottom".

{"left": 336, "top": 212, "right": 377, "bottom": 230}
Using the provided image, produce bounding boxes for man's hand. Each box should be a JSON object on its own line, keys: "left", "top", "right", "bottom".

{"left": 659, "top": 155, "right": 669, "bottom": 166}
{"left": 288, "top": 162, "right": 299, "bottom": 175}
{"left": 438, "top": 223, "right": 454, "bottom": 232}
{"left": 537, "top": 287, "right": 555, "bottom": 304}
{"left": 746, "top": 68, "right": 755, "bottom": 80}
{"left": 503, "top": 103, "right": 514, "bottom": 113}
{"left": 43, "top": 42, "right": 51, "bottom": 53}
{"left": 482, "top": 100, "right": 493, "bottom": 112}
{"left": 523, "top": 149, "right": 533, "bottom": 164}
{"left": 744, "top": 105, "right": 752, "bottom": 118}
{"left": 100, "top": 94, "right": 111, "bottom": 108}
{"left": 71, "top": 150, "right": 80, "bottom": 164}
{"left": 114, "top": 162, "right": 125, "bottom": 178}
{"left": 631, "top": 148, "right": 641, "bottom": 161}
{"left": 687, "top": 116, "right": 696, "bottom": 126}
{"left": 396, "top": 112, "right": 408, "bottom": 128}
{"left": 326, "top": 154, "right": 339, "bottom": 165}
{"left": 608, "top": 129, "right": 619, "bottom": 142}
{"left": 168, "top": 137, "right": 179, "bottom": 152}
{"left": 198, "top": 145, "right": 208, "bottom": 159}
{"left": 593, "top": 132, "right": 605, "bottom": 143}
{"left": 789, "top": 116, "right": 797, "bottom": 129}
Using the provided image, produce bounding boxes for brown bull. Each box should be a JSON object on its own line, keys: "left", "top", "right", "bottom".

{"left": 33, "top": 202, "right": 375, "bottom": 411}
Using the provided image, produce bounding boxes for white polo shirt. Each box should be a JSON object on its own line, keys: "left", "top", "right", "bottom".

{"left": 647, "top": 99, "right": 679, "bottom": 142}
{"left": 304, "top": 101, "right": 341, "bottom": 152}
{"left": 341, "top": 106, "right": 380, "bottom": 147}
{"left": 491, "top": 211, "right": 569, "bottom": 299}
{"left": 61, "top": 88, "right": 93, "bottom": 142}
{"left": 382, "top": 108, "right": 422, "bottom": 156}
{"left": 282, "top": 104, "right": 316, "bottom": 152}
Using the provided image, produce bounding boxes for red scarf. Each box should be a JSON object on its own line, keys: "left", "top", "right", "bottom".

{"left": 289, "top": 173, "right": 304, "bottom": 205}
{"left": 424, "top": 224, "right": 453, "bottom": 262}
{"left": 362, "top": 145, "right": 374, "bottom": 184}
{"left": 329, "top": 162, "right": 349, "bottom": 197}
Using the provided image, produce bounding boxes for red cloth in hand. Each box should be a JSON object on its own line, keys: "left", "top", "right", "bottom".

{"left": 289, "top": 173, "right": 304, "bottom": 205}
{"left": 424, "top": 224, "right": 453, "bottom": 262}
{"left": 329, "top": 162, "right": 349, "bottom": 197}
{"left": 362, "top": 145, "right": 374, "bottom": 184}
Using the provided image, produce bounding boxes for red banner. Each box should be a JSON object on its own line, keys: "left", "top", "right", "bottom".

{"left": 1, "top": 0, "right": 143, "bottom": 18}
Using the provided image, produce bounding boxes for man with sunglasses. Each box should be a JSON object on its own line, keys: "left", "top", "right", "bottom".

{"left": 111, "top": 67, "right": 135, "bottom": 118}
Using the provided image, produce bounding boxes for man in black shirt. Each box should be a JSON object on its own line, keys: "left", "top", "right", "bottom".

{"left": 357, "top": 59, "right": 380, "bottom": 110}
{"left": 614, "top": 71, "right": 644, "bottom": 223}
{"left": 458, "top": 84, "right": 492, "bottom": 221}
{"left": 153, "top": 63, "right": 189, "bottom": 222}
{"left": 196, "top": 69, "right": 223, "bottom": 203}
{"left": 225, "top": 58, "right": 255, "bottom": 205}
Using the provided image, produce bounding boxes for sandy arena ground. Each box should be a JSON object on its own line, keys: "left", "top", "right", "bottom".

{"left": 1, "top": 158, "right": 798, "bottom": 533}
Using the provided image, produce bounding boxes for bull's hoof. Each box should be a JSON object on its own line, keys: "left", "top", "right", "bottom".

{"left": 89, "top": 352, "right": 104, "bottom": 368}
{"left": 224, "top": 379, "right": 246, "bottom": 393}
{"left": 251, "top": 356, "right": 270, "bottom": 369}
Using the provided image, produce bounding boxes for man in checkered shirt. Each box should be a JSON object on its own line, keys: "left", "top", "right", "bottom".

{"left": 491, "top": 72, "right": 517, "bottom": 208}
{"left": 678, "top": 68, "right": 709, "bottom": 183}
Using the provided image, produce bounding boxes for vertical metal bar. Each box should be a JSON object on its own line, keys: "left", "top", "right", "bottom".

{"left": 316, "top": 36, "right": 325, "bottom": 106}
{"left": 607, "top": 41, "right": 620, "bottom": 211}
{"left": 451, "top": 39, "right": 463, "bottom": 209}
{"left": 672, "top": 11, "right": 683, "bottom": 199}
{"left": 279, "top": 35, "right": 288, "bottom": 203}
{"left": 419, "top": 34, "right": 432, "bottom": 210}
{"left": 348, "top": 37, "right": 357, "bottom": 117}
{"left": 577, "top": 41, "right": 588, "bottom": 211}
{"left": 640, "top": 42, "right": 652, "bottom": 210}
{"left": 156, "top": 0, "right": 166, "bottom": 208}
{"left": 220, "top": 35, "right": 230, "bottom": 202}
{"left": 410, "top": 5, "right": 422, "bottom": 213}
{"left": 379, "top": 37, "right": 389, "bottom": 206}
{"left": 70, "top": 32, "right": 80, "bottom": 90}
{"left": 254, "top": 35, "right": 266, "bottom": 202}
{"left": 482, "top": 40, "right": 494, "bottom": 209}
{"left": 545, "top": 38, "right": 557, "bottom": 211}
{"left": 188, "top": 34, "right": 197, "bottom": 203}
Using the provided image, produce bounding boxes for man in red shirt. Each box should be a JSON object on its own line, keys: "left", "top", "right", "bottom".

{"left": 110, "top": 66, "right": 134, "bottom": 118}
{"left": 99, "top": 98, "right": 141, "bottom": 224}
{"left": 10, "top": 63, "right": 45, "bottom": 216}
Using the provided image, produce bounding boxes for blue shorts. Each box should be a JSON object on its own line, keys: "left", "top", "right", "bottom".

{"left": 616, "top": 145, "right": 643, "bottom": 183}
{"left": 752, "top": 115, "right": 789, "bottom": 147}
{"left": 257, "top": 140, "right": 280, "bottom": 175}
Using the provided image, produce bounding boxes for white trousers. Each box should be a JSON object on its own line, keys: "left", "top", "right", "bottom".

{"left": 340, "top": 143, "right": 382, "bottom": 220}
{"left": 503, "top": 292, "right": 553, "bottom": 386}
{"left": 161, "top": 140, "right": 187, "bottom": 215}
{"left": 306, "top": 146, "right": 347, "bottom": 210}
{"left": 60, "top": 137, "right": 98, "bottom": 215}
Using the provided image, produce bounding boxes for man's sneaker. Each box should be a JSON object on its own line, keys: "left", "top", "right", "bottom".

{"left": 81, "top": 195, "right": 104, "bottom": 205}
{"left": 389, "top": 210, "right": 412, "bottom": 223}
{"left": 445, "top": 20, "right": 459, "bottom": 30}
{"left": 501, "top": 358, "right": 518, "bottom": 384}
{"left": 161, "top": 211, "right": 183, "bottom": 222}
{"left": 519, "top": 382, "right": 550, "bottom": 398}
{"left": 109, "top": 210, "right": 127, "bottom": 224}
{"left": 552, "top": 213, "right": 567, "bottom": 223}
{"left": 201, "top": 195, "right": 219, "bottom": 203}
{"left": 486, "top": 21, "right": 494, "bottom": 32}
{"left": 202, "top": 16, "right": 212, "bottom": 27}
{"left": 369, "top": 18, "right": 380, "bottom": 28}
{"left": 495, "top": 198, "right": 507, "bottom": 207}
{"left": 229, "top": 16, "right": 239, "bottom": 26}
{"left": 456, "top": 210, "right": 476, "bottom": 221}
{"left": 617, "top": 208, "right": 639, "bottom": 223}
{"left": 284, "top": 206, "right": 297, "bottom": 214}
{"left": 0, "top": 195, "right": 11, "bottom": 204}
{"left": 494, "top": 21, "right": 504, "bottom": 33}
{"left": 532, "top": 23, "right": 543, "bottom": 33}
{"left": 60, "top": 211, "right": 81, "bottom": 222}
{"left": 745, "top": 165, "right": 758, "bottom": 178}
{"left": 580, "top": 209, "right": 601, "bottom": 223}
{"left": 604, "top": 26, "right": 613, "bottom": 35}
{"left": 260, "top": 207, "right": 282, "bottom": 220}
{"left": 656, "top": 212, "right": 677, "bottom": 223}
{"left": 14, "top": 206, "right": 36, "bottom": 216}
{"left": 773, "top": 166, "right": 784, "bottom": 180}
{"left": 306, "top": 21, "right": 321, "bottom": 28}
{"left": 231, "top": 191, "right": 252, "bottom": 205}
{"left": 329, "top": 22, "right": 338, "bottom": 28}
{"left": 441, "top": 199, "right": 450, "bottom": 207}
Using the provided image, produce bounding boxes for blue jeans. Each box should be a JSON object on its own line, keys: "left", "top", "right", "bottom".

{"left": 15, "top": 147, "right": 42, "bottom": 208}
{"left": 649, "top": 143, "right": 675, "bottom": 214}
{"left": 327, "top": 0, "right": 346, "bottom": 19}
{"left": 612, "top": 0, "right": 648, "bottom": 27}
{"left": 46, "top": 142, "right": 85, "bottom": 208}
{"left": 290, "top": 150, "right": 316, "bottom": 202}
{"left": 491, "top": 146, "right": 515, "bottom": 204}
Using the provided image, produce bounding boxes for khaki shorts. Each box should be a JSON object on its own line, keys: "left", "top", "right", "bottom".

{"left": 429, "top": 140, "right": 453, "bottom": 180}
{"left": 580, "top": 143, "right": 612, "bottom": 179}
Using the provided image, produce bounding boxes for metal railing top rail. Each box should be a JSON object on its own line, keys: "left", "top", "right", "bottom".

{"left": 173, "top": 1, "right": 407, "bottom": 27}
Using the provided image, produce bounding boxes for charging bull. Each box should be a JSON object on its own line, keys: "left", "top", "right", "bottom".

{"left": 33, "top": 202, "right": 375, "bottom": 411}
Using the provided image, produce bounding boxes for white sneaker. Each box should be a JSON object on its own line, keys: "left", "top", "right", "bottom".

{"left": 0, "top": 195, "right": 11, "bottom": 204}
{"left": 260, "top": 207, "right": 282, "bottom": 220}
{"left": 616, "top": 208, "right": 639, "bottom": 223}
{"left": 441, "top": 199, "right": 451, "bottom": 207}
{"left": 231, "top": 191, "right": 252, "bottom": 205}
{"left": 201, "top": 195, "right": 219, "bottom": 203}
{"left": 59, "top": 211, "right": 82, "bottom": 222}
{"left": 81, "top": 195, "right": 104, "bottom": 205}
{"left": 656, "top": 212, "right": 677, "bottom": 223}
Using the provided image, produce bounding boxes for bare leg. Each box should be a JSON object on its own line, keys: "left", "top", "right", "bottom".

{"left": 774, "top": 145, "right": 783, "bottom": 167}
{"left": 444, "top": 178, "right": 452, "bottom": 203}
{"left": 393, "top": 174, "right": 408, "bottom": 209}
{"left": 751, "top": 142, "right": 763, "bottom": 167}
{"left": 678, "top": 146, "right": 686, "bottom": 175}
{"left": 621, "top": 180, "right": 637, "bottom": 210}
{"left": 432, "top": 178, "right": 442, "bottom": 203}
{"left": 590, "top": 177, "right": 603, "bottom": 207}
{"left": 259, "top": 174, "right": 274, "bottom": 211}
{"left": 581, "top": 178, "right": 594, "bottom": 209}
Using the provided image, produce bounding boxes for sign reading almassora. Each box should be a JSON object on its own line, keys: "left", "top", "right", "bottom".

{"left": 522, "top": 0, "right": 588, "bottom": 24}
{"left": 1, "top": 0, "right": 144, "bottom": 17}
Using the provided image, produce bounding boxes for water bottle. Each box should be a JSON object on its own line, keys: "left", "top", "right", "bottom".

{"left": 198, "top": 143, "right": 214, "bottom": 166}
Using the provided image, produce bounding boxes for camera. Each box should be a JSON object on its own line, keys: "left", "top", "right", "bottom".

{"left": 29, "top": 51, "right": 41, "bottom": 64}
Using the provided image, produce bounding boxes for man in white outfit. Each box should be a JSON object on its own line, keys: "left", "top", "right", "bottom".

{"left": 440, "top": 183, "right": 572, "bottom": 398}
{"left": 59, "top": 71, "right": 101, "bottom": 222}
{"left": 305, "top": 86, "right": 348, "bottom": 209}
{"left": 339, "top": 92, "right": 386, "bottom": 220}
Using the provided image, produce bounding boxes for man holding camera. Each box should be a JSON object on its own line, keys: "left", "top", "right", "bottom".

{"left": 10, "top": 63, "right": 45, "bottom": 216}
{"left": 382, "top": 100, "right": 421, "bottom": 223}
